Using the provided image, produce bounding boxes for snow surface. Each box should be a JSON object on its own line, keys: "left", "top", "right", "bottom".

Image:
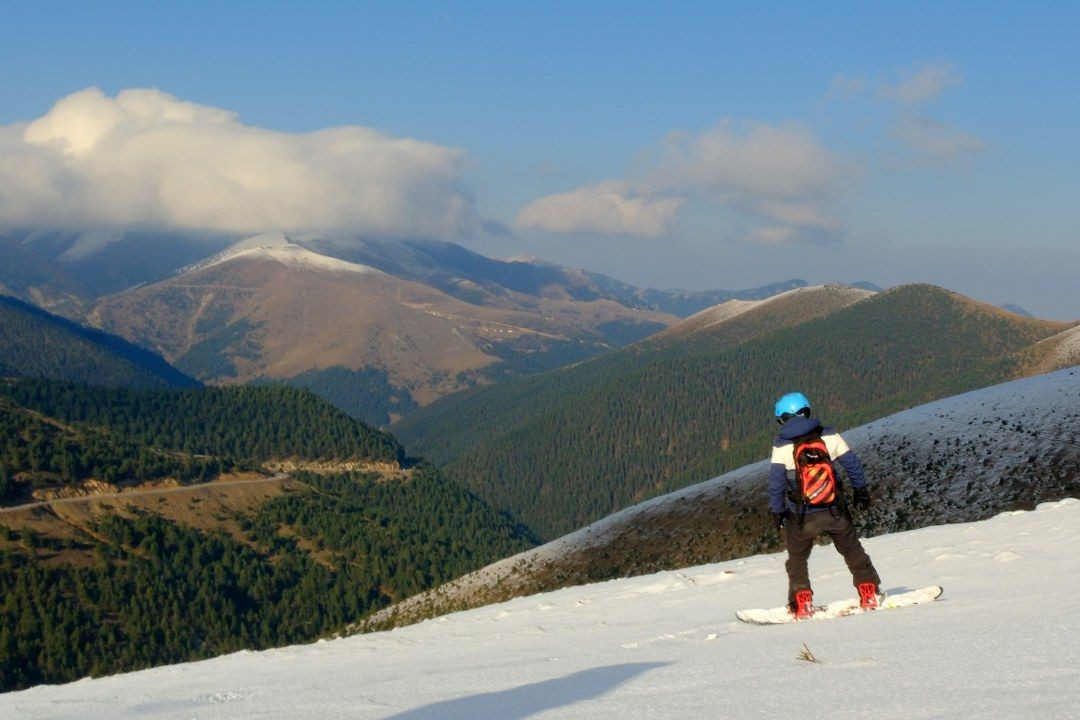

{"left": 4, "top": 498, "right": 1079, "bottom": 719}
{"left": 179, "top": 232, "right": 381, "bottom": 276}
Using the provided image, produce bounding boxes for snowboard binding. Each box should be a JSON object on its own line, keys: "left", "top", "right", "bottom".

{"left": 858, "top": 582, "right": 879, "bottom": 610}
{"left": 790, "top": 589, "right": 814, "bottom": 619}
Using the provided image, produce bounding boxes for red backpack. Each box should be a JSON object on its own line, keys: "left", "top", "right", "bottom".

{"left": 792, "top": 432, "right": 837, "bottom": 508}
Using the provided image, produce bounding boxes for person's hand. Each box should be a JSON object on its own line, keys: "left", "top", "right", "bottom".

{"left": 772, "top": 512, "right": 786, "bottom": 531}
{"left": 852, "top": 486, "right": 871, "bottom": 511}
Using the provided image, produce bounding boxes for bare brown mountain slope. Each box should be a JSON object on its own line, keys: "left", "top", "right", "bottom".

{"left": 89, "top": 242, "right": 676, "bottom": 404}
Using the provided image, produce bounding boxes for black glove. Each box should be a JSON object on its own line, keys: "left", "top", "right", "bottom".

{"left": 772, "top": 512, "right": 786, "bottom": 531}
{"left": 852, "top": 486, "right": 871, "bottom": 511}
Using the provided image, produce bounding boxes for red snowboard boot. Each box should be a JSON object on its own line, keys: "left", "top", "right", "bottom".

{"left": 790, "top": 589, "right": 814, "bottom": 619}
{"left": 858, "top": 582, "right": 879, "bottom": 610}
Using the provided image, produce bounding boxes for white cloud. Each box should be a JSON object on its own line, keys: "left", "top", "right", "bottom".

{"left": 0, "top": 87, "right": 479, "bottom": 238}
{"left": 657, "top": 121, "right": 849, "bottom": 243}
{"left": 880, "top": 63, "right": 960, "bottom": 105}
{"left": 516, "top": 181, "right": 683, "bottom": 237}
{"left": 876, "top": 62, "right": 985, "bottom": 163}
{"left": 891, "top": 116, "right": 987, "bottom": 163}
{"left": 654, "top": 120, "right": 846, "bottom": 202}
{"left": 519, "top": 120, "right": 849, "bottom": 244}
{"left": 824, "top": 73, "right": 868, "bottom": 101}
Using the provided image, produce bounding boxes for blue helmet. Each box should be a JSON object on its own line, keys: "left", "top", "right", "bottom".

{"left": 774, "top": 392, "right": 811, "bottom": 422}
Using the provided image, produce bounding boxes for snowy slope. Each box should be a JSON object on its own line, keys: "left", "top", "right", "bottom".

{"left": 4, "top": 499, "right": 1079, "bottom": 719}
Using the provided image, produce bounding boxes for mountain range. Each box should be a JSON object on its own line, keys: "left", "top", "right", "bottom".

{"left": 1, "top": 227, "right": 821, "bottom": 424}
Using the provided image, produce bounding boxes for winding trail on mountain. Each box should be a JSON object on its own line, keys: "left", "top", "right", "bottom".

{"left": 0, "top": 473, "right": 289, "bottom": 514}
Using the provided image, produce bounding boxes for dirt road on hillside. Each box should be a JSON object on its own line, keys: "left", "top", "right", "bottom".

{"left": 0, "top": 473, "right": 290, "bottom": 514}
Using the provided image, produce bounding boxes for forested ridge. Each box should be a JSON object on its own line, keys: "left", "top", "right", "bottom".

{"left": 277, "top": 365, "right": 418, "bottom": 427}
{"left": 0, "top": 396, "right": 227, "bottom": 502}
{"left": 0, "top": 294, "right": 196, "bottom": 389}
{"left": 1, "top": 380, "right": 403, "bottom": 469}
{"left": 0, "top": 468, "right": 533, "bottom": 691}
{"left": 393, "top": 285, "right": 1070, "bottom": 540}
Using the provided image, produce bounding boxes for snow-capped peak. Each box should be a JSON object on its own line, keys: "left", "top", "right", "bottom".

{"left": 179, "top": 232, "right": 381, "bottom": 276}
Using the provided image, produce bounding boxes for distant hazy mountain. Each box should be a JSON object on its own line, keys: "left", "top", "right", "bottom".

{"left": 392, "top": 284, "right": 1076, "bottom": 540}
{"left": 0, "top": 233, "right": 88, "bottom": 315}
{"left": 7, "top": 228, "right": 232, "bottom": 298}
{"left": 0, "top": 294, "right": 196, "bottom": 388}
{"left": 1000, "top": 303, "right": 1034, "bottom": 317}
{"left": 295, "top": 234, "right": 809, "bottom": 316}
{"left": 848, "top": 280, "right": 884, "bottom": 292}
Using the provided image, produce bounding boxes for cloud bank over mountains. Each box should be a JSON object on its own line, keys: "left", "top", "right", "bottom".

{"left": 0, "top": 87, "right": 479, "bottom": 238}
{"left": 517, "top": 61, "right": 984, "bottom": 243}
{"left": 0, "top": 65, "right": 984, "bottom": 248}
{"left": 516, "top": 180, "right": 683, "bottom": 238}
{"left": 516, "top": 120, "right": 850, "bottom": 244}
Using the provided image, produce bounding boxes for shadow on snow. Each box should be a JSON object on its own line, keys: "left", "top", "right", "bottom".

{"left": 381, "top": 661, "right": 672, "bottom": 720}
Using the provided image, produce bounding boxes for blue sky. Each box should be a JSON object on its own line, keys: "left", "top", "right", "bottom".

{"left": 2, "top": 1, "right": 1078, "bottom": 317}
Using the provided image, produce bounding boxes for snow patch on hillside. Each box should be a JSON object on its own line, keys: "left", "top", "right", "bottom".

{"left": 673, "top": 283, "right": 875, "bottom": 334}
{"left": 56, "top": 229, "right": 123, "bottom": 262}
{"left": 179, "top": 232, "right": 381, "bottom": 276}
{"left": 1038, "top": 323, "right": 1080, "bottom": 367}
{"left": 4, "top": 499, "right": 1079, "bottom": 719}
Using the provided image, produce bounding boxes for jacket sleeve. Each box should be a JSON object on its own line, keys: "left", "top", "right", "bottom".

{"left": 768, "top": 440, "right": 794, "bottom": 511}
{"left": 823, "top": 429, "right": 867, "bottom": 489}
{"left": 768, "top": 462, "right": 788, "bottom": 514}
{"left": 836, "top": 450, "right": 867, "bottom": 489}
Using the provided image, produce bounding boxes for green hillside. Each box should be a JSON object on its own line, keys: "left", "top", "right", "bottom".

{"left": 1, "top": 380, "right": 403, "bottom": 472}
{"left": 0, "top": 395, "right": 226, "bottom": 503}
{"left": 277, "top": 365, "right": 419, "bottom": 427}
{"left": 0, "top": 467, "right": 532, "bottom": 691}
{"left": 0, "top": 295, "right": 196, "bottom": 389}
{"left": 0, "top": 380, "right": 406, "bottom": 505}
{"left": 0, "top": 379, "right": 533, "bottom": 691}
{"left": 393, "top": 285, "right": 1069, "bottom": 540}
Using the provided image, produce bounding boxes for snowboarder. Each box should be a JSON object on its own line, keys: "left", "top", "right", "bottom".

{"left": 769, "top": 392, "right": 881, "bottom": 619}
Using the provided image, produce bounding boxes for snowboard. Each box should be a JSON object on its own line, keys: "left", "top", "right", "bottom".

{"left": 735, "top": 585, "right": 943, "bottom": 625}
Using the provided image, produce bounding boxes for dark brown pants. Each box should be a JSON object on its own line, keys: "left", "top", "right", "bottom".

{"left": 784, "top": 508, "right": 880, "bottom": 604}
